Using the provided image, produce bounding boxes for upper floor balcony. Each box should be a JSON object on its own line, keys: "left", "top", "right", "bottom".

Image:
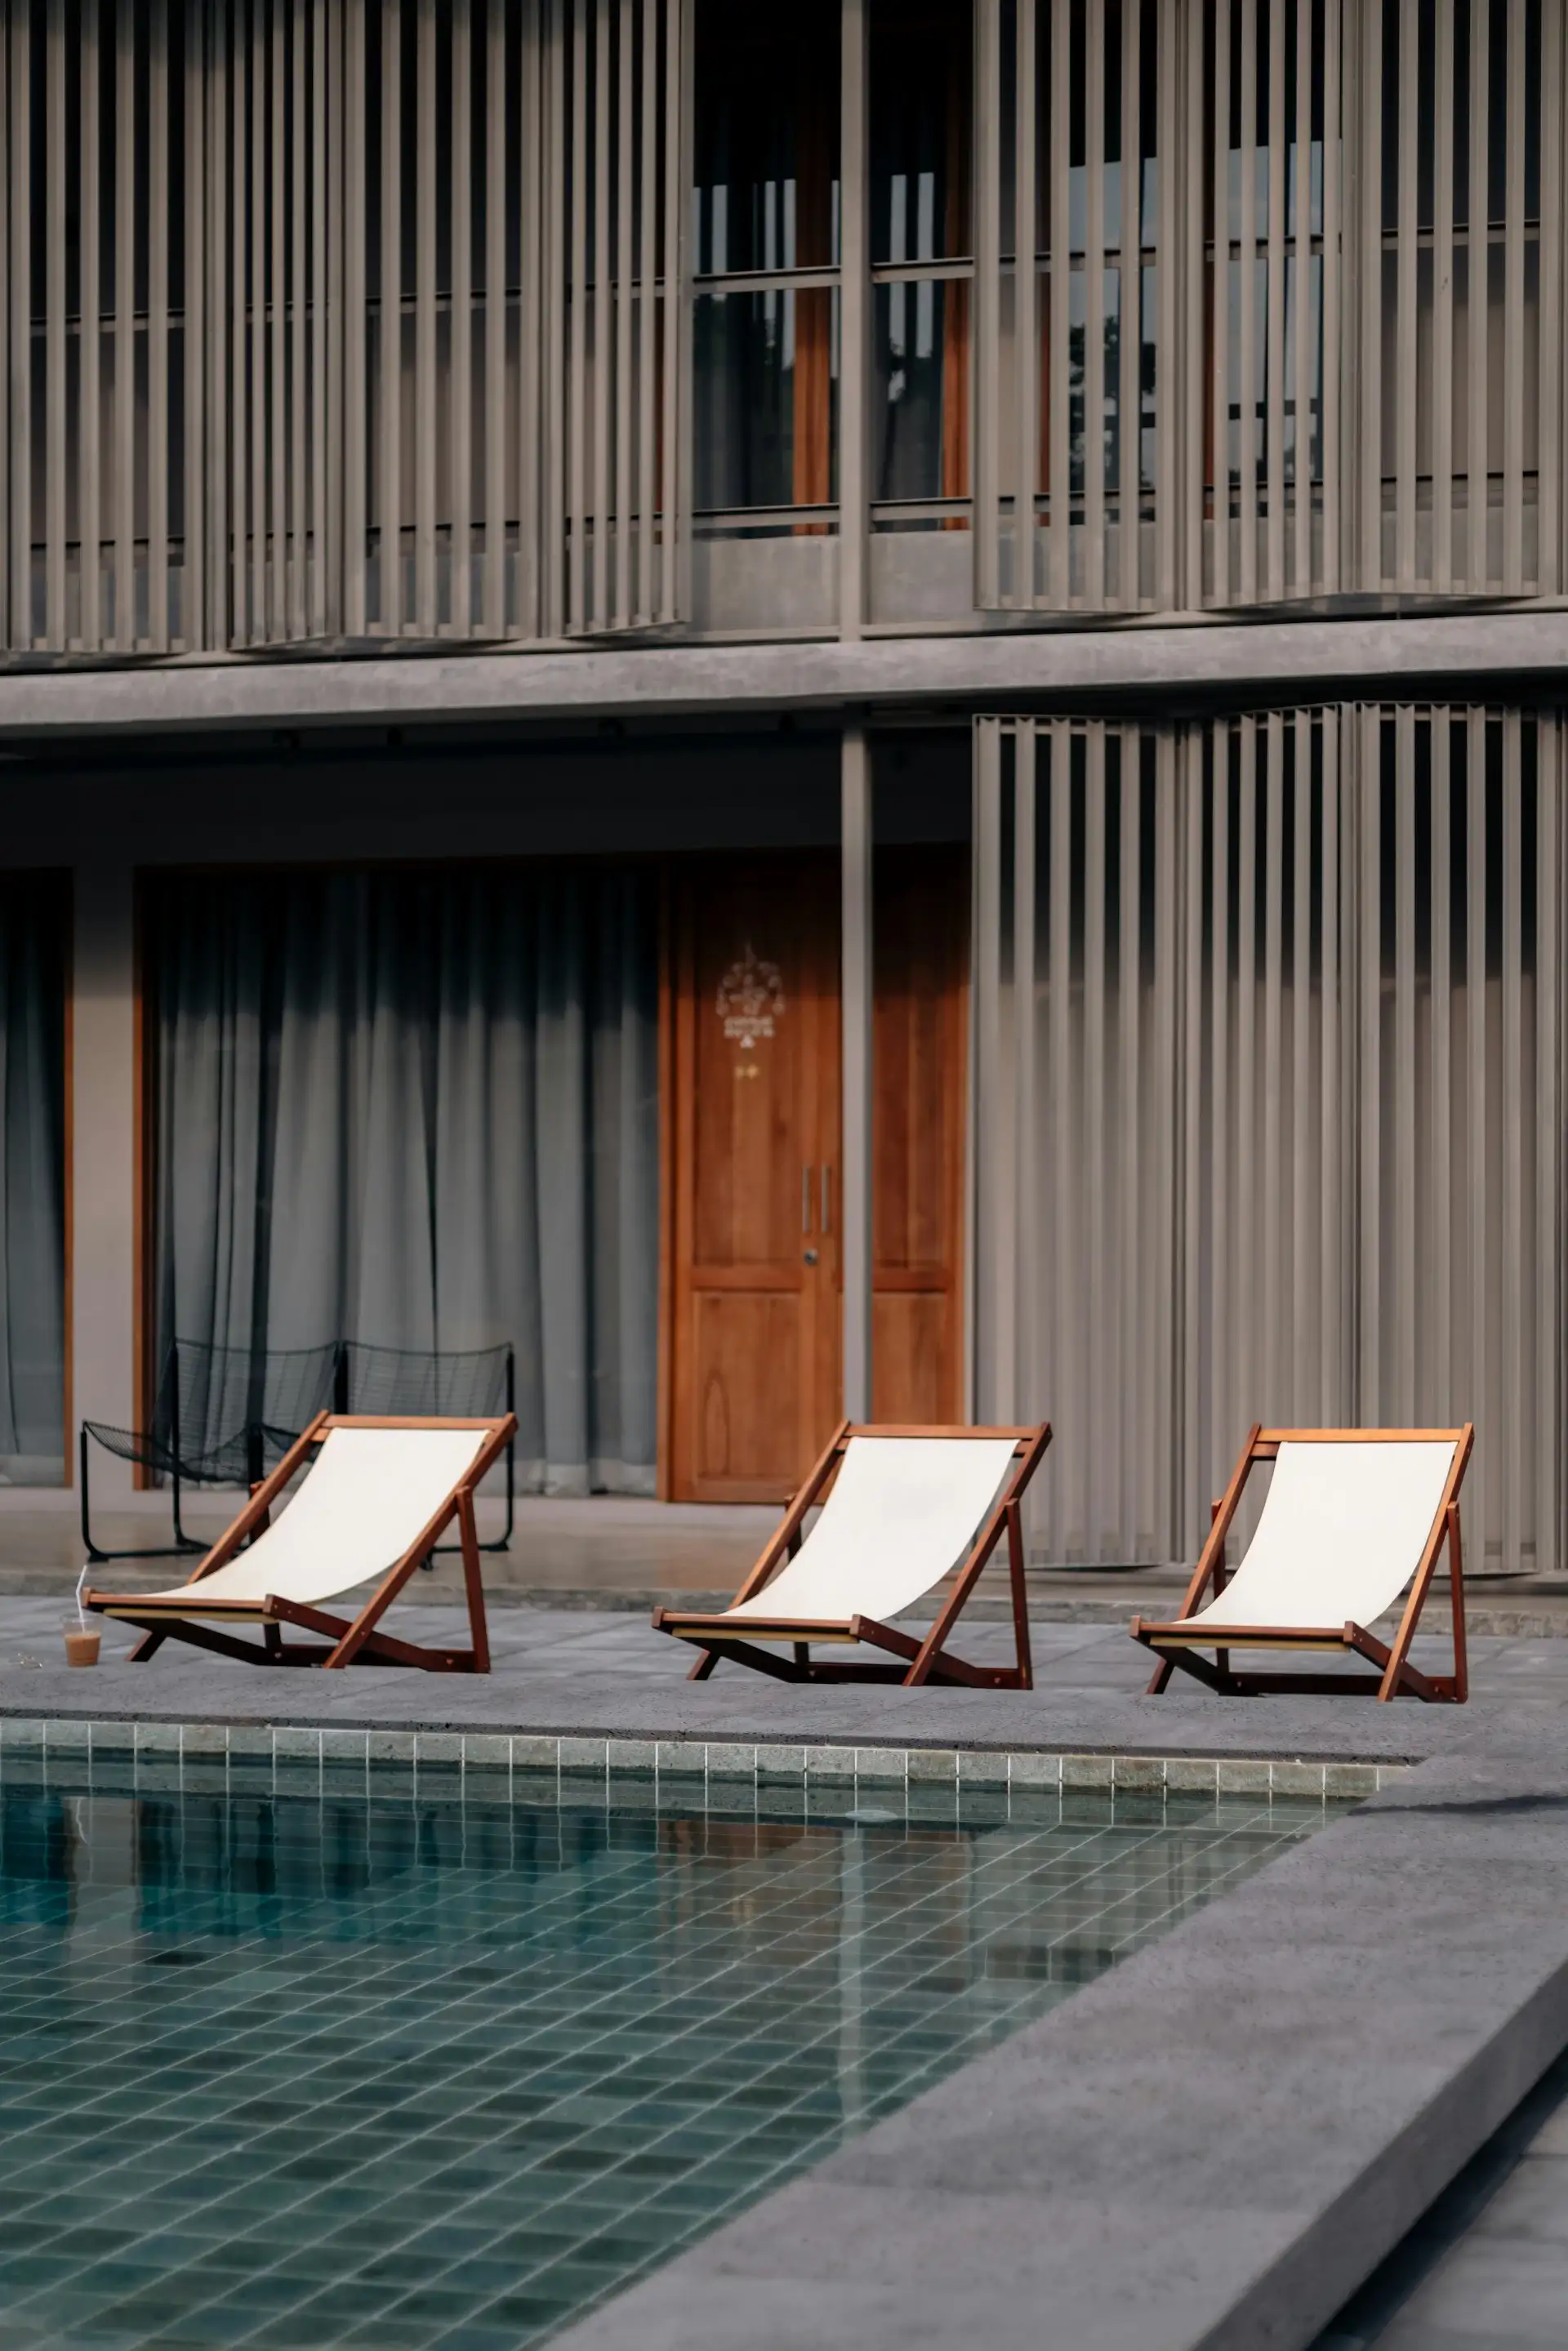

{"left": 0, "top": 0, "right": 1561, "bottom": 665}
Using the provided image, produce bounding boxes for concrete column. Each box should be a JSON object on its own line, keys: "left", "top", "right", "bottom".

{"left": 841, "top": 727, "right": 873, "bottom": 1419}
{"left": 838, "top": 0, "right": 868, "bottom": 639}
{"left": 71, "top": 864, "right": 139, "bottom": 1500}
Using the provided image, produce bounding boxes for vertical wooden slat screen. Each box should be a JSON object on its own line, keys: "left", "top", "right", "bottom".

{"left": 1179, "top": 707, "right": 1354, "bottom": 1530}
{"left": 223, "top": 0, "right": 335, "bottom": 646}
{"left": 970, "top": 0, "right": 1564, "bottom": 617}
{"left": 1355, "top": 705, "right": 1566, "bottom": 1575}
{"left": 973, "top": 0, "right": 1173, "bottom": 614}
{"left": 971, "top": 715, "right": 1184, "bottom": 1564}
{"left": 541, "top": 0, "right": 685, "bottom": 636}
{"left": 336, "top": 0, "right": 546, "bottom": 640}
{"left": 974, "top": 702, "right": 1563, "bottom": 1574}
{"left": 1354, "top": 0, "right": 1563, "bottom": 595}
{"left": 1195, "top": 0, "right": 1343, "bottom": 604}
{"left": 0, "top": 0, "right": 202, "bottom": 653}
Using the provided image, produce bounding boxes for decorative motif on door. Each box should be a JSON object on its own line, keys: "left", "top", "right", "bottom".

{"left": 716, "top": 943, "right": 785, "bottom": 1075}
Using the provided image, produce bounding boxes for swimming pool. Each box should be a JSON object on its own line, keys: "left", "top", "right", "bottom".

{"left": 0, "top": 1761, "right": 1339, "bottom": 2349}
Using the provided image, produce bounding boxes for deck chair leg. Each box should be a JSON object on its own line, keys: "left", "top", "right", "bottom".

{"left": 1447, "top": 1502, "right": 1468, "bottom": 1703}
{"left": 127, "top": 1628, "right": 167, "bottom": 1662}
{"left": 1005, "top": 1500, "right": 1033, "bottom": 1690}
{"left": 687, "top": 1647, "right": 720, "bottom": 1681}
{"left": 1145, "top": 1656, "right": 1175, "bottom": 1694}
{"left": 457, "top": 1489, "right": 490, "bottom": 1673}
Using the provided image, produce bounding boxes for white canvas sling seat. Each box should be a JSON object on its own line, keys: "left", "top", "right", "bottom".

{"left": 1131, "top": 1425, "right": 1475, "bottom": 1704}
{"left": 653, "top": 1421, "right": 1053, "bottom": 1689}
{"left": 84, "top": 1412, "right": 517, "bottom": 1673}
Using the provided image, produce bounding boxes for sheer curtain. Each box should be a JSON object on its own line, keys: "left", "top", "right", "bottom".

{"left": 152, "top": 866, "right": 659, "bottom": 1494}
{"left": 0, "top": 877, "right": 67, "bottom": 1485}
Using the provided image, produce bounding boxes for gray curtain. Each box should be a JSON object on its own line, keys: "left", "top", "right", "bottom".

{"left": 0, "top": 879, "right": 66, "bottom": 1485}
{"left": 153, "top": 866, "right": 659, "bottom": 1494}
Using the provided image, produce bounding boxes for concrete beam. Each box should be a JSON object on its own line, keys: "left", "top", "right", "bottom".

{"left": 3, "top": 608, "right": 1568, "bottom": 740}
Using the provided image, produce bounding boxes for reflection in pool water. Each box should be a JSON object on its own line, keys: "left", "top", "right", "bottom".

{"left": 0, "top": 1766, "right": 1337, "bottom": 2349}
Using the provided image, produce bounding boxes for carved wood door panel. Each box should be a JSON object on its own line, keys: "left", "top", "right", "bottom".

{"left": 670, "top": 856, "right": 842, "bottom": 1502}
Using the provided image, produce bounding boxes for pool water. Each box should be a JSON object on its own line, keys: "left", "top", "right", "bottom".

{"left": 0, "top": 1765, "right": 1338, "bottom": 2350}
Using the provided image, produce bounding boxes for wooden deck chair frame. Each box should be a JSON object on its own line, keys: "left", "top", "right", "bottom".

{"left": 1130, "top": 1423, "right": 1474, "bottom": 1703}
{"left": 84, "top": 1412, "right": 517, "bottom": 1673}
{"left": 653, "top": 1422, "right": 1052, "bottom": 1689}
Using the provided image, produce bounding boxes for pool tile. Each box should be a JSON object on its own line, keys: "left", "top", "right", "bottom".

{"left": 225, "top": 1723, "right": 274, "bottom": 1761}
{"left": 415, "top": 1732, "right": 464, "bottom": 1766}
{"left": 1269, "top": 1760, "right": 1328, "bottom": 1798}
{"left": 368, "top": 1728, "right": 418, "bottom": 1763}
{"left": 320, "top": 1728, "right": 369, "bottom": 1765}
{"left": 273, "top": 1724, "right": 323, "bottom": 1761}
{"left": 510, "top": 1737, "right": 559, "bottom": 1771}
{"left": 0, "top": 1740, "right": 1340, "bottom": 2351}
{"left": 1216, "top": 1757, "right": 1273, "bottom": 1794}
{"left": 461, "top": 1734, "right": 512, "bottom": 1771}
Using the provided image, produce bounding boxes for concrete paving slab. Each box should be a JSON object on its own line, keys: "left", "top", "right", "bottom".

{"left": 548, "top": 1734, "right": 1568, "bottom": 2351}
{"left": 0, "top": 1601, "right": 1546, "bottom": 1766}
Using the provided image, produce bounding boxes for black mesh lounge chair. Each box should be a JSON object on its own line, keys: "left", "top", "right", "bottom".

{"left": 80, "top": 1339, "right": 341, "bottom": 1563}
{"left": 333, "top": 1343, "right": 515, "bottom": 1551}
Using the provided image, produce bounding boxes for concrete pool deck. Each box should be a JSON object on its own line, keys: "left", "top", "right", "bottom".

{"left": 0, "top": 1596, "right": 1558, "bottom": 1775}
{"left": 5, "top": 1593, "right": 1568, "bottom": 2349}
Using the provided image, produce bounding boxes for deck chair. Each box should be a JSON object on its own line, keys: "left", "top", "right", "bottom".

{"left": 83, "top": 1412, "right": 516, "bottom": 1672}
{"left": 1130, "top": 1424, "right": 1474, "bottom": 1703}
{"left": 653, "top": 1421, "right": 1052, "bottom": 1687}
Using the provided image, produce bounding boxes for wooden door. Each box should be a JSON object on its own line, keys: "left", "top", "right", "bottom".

{"left": 873, "top": 846, "right": 968, "bottom": 1423}
{"left": 670, "top": 857, "right": 842, "bottom": 1501}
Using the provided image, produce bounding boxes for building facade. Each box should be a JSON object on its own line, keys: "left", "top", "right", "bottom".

{"left": 0, "top": 0, "right": 1563, "bottom": 1576}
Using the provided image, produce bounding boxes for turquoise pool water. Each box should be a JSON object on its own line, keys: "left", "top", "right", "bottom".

{"left": 0, "top": 1764, "right": 1337, "bottom": 2349}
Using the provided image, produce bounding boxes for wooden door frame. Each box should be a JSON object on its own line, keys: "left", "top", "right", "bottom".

{"left": 657, "top": 862, "right": 675, "bottom": 1498}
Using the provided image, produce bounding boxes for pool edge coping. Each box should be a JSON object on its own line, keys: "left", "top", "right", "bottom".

{"left": 0, "top": 1713, "right": 1408, "bottom": 1798}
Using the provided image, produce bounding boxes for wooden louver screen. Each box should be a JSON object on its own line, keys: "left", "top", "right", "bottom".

{"left": 220, "top": 0, "right": 335, "bottom": 648}
{"left": 973, "top": 0, "right": 1180, "bottom": 613}
{"left": 1195, "top": 0, "right": 1344, "bottom": 605}
{"left": 540, "top": 0, "right": 687, "bottom": 637}
{"left": 340, "top": 0, "right": 532, "bottom": 641}
{"left": 1353, "top": 0, "right": 1563, "bottom": 598}
{"left": 0, "top": 0, "right": 688, "bottom": 656}
{"left": 974, "top": 0, "right": 1565, "bottom": 613}
{"left": 2, "top": 0, "right": 209, "bottom": 653}
{"left": 973, "top": 706, "right": 1565, "bottom": 1575}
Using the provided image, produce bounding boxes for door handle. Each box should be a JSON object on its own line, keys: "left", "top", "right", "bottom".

{"left": 820, "top": 1164, "right": 832, "bottom": 1234}
{"left": 802, "top": 1165, "right": 813, "bottom": 1234}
